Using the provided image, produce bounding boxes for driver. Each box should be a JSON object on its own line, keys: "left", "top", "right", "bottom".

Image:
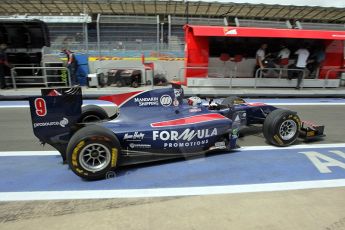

{"left": 187, "top": 96, "right": 202, "bottom": 106}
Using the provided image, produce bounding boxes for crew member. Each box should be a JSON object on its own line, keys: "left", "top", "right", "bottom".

{"left": 276, "top": 44, "right": 290, "bottom": 77}
{"left": 0, "top": 43, "right": 10, "bottom": 89}
{"left": 277, "top": 44, "right": 290, "bottom": 66}
{"left": 289, "top": 45, "right": 310, "bottom": 89}
{"left": 253, "top": 43, "right": 268, "bottom": 78}
{"left": 308, "top": 47, "right": 325, "bottom": 78}
{"left": 62, "top": 48, "right": 78, "bottom": 86}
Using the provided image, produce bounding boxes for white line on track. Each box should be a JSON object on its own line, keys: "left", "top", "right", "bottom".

{"left": 267, "top": 103, "right": 345, "bottom": 106}
{"left": 240, "top": 143, "right": 345, "bottom": 151}
{"left": 0, "top": 105, "right": 29, "bottom": 108}
{"left": 1, "top": 102, "right": 345, "bottom": 109}
{"left": 0, "top": 104, "right": 115, "bottom": 109}
{"left": 1, "top": 143, "right": 345, "bottom": 157}
{"left": 1, "top": 179, "right": 345, "bottom": 201}
{"left": 0, "top": 151, "right": 59, "bottom": 156}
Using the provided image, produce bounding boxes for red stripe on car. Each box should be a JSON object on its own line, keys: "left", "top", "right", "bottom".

{"left": 151, "top": 113, "right": 227, "bottom": 127}
{"left": 245, "top": 102, "right": 267, "bottom": 107}
{"left": 99, "top": 91, "right": 143, "bottom": 107}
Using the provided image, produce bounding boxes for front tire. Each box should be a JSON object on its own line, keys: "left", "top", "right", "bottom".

{"left": 263, "top": 109, "right": 301, "bottom": 146}
{"left": 66, "top": 125, "right": 121, "bottom": 180}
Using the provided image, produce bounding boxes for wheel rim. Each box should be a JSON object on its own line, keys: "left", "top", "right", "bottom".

{"left": 279, "top": 120, "right": 297, "bottom": 141}
{"left": 82, "top": 115, "right": 101, "bottom": 122}
{"left": 79, "top": 143, "right": 111, "bottom": 172}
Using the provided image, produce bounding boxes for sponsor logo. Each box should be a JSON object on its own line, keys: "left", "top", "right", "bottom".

{"left": 59, "top": 117, "right": 69, "bottom": 127}
{"left": 134, "top": 97, "right": 159, "bottom": 106}
{"left": 153, "top": 128, "right": 217, "bottom": 141}
{"left": 173, "top": 99, "right": 179, "bottom": 107}
{"left": 232, "top": 129, "right": 238, "bottom": 135}
{"left": 160, "top": 95, "right": 172, "bottom": 107}
{"left": 34, "top": 117, "right": 69, "bottom": 128}
{"left": 164, "top": 140, "right": 209, "bottom": 148}
{"left": 174, "top": 88, "right": 183, "bottom": 97}
{"left": 189, "top": 108, "right": 202, "bottom": 113}
{"left": 232, "top": 128, "right": 239, "bottom": 139}
{"left": 129, "top": 143, "right": 151, "bottom": 149}
{"left": 123, "top": 132, "right": 145, "bottom": 141}
{"left": 153, "top": 128, "right": 217, "bottom": 148}
{"left": 226, "top": 29, "right": 237, "bottom": 35}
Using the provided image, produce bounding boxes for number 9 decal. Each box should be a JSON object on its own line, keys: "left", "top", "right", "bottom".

{"left": 34, "top": 98, "right": 47, "bottom": 116}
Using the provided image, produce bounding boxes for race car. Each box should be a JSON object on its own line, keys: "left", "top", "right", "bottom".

{"left": 28, "top": 84, "right": 325, "bottom": 180}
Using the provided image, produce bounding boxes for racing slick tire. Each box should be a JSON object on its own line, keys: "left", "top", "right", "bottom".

{"left": 66, "top": 125, "right": 121, "bottom": 180}
{"left": 221, "top": 96, "right": 245, "bottom": 106}
{"left": 79, "top": 105, "right": 109, "bottom": 123}
{"left": 263, "top": 109, "right": 301, "bottom": 147}
{"left": 131, "top": 81, "right": 139, "bottom": 88}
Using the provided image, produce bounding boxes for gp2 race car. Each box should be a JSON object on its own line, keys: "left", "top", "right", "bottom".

{"left": 29, "top": 84, "right": 325, "bottom": 180}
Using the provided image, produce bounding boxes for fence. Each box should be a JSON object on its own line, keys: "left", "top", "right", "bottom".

{"left": 325, "top": 68, "right": 345, "bottom": 88}
{"left": 10, "top": 67, "right": 71, "bottom": 90}
{"left": 177, "top": 66, "right": 340, "bottom": 88}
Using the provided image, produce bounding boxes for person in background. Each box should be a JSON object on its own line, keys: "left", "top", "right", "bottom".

{"left": 0, "top": 43, "right": 10, "bottom": 89}
{"left": 277, "top": 44, "right": 290, "bottom": 66}
{"left": 289, "top": 44, "right": 310, "bottom": 89}
{"left": 276, "top": 44, "right": 290, "bottom": 77}
{"left": 308, "top": 47, "right": 325, "bottom": 78}
{"left": 253, "top": 43, "right": 268, "bottom": 78}
{"left": 62, "top": 48, "right": 78, "bottom": 86}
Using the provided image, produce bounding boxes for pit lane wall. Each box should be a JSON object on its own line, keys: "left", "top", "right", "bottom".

{"left": 87, "top": 58, "right": 342, "bottom": 88}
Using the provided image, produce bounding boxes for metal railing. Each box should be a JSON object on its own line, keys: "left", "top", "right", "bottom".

{"left": 254, "top": 67, "right": 306, "bottom": 88}
{"left": 178, "top": 66, "right": 235, "bottom": 88}
{"left": 10, "top": 67, "right": 71, "bottom": 90}
{"left": 324, "top": 68, "right": 345, "bottom": 88}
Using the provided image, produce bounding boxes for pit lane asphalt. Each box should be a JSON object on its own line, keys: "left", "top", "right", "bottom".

{"left": 0, "top": 101, "right": 345, "bottom": 230}
{"left": 0, "top": 101, "right": 345, "bottom": 192}
{"left": 0, "top": 103, "right": 344, "bottom": 151}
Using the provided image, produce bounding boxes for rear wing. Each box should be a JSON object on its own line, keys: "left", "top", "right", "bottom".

{"left": 28, "top": 87, "right": 82, "bottom": 158}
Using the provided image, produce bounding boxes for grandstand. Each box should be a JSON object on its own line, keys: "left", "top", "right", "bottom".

{"left": 1, "top": 0, "right": 344, "bottom": 57}
{"left": 0, "top": 0, "right": 344, "bottom": 87}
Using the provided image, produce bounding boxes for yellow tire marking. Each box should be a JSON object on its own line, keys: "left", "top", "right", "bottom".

{"left": 273, "top": 135, "right": 284, "bottom": 146}
{"left": 111, "top": 148, "right": 118, "bottom": 168}
{"left": 72, "top": 141, "right": 85, "bottom": 167}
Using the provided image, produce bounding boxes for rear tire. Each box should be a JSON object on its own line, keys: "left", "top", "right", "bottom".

{"left": 263, "top": 109, "right": 301, "bottom": 146}
{"left": 79, "top": 105, "right": 108, "bottom": 123}
{"left": 221, "top": 96, "right": 245, "bottom": 106}
{"left": 66, "top": 125, "right": 120, "bottom": 180}
{"left": 132, "top": 81, "right": 139, "bottom": 88}
{"left": 116, "top": 80, "right": 123, "bottom": 87}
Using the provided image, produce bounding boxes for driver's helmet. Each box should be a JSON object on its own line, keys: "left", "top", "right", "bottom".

{"left": 187, "top": 96, "right": 202, "bottom": 106}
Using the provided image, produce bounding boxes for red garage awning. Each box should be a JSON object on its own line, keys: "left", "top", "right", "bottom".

{"left": 185, "top": 25, "right": 345, "bottom": 40}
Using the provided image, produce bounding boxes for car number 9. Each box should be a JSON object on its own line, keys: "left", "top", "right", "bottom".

{"left": 34, "top": 98, "right": 47, "bottom": 116}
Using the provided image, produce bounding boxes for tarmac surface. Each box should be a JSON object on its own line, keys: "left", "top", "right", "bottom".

{"left": 1, "top": 85, "right": 345, "bottom": 99}
{"left": 0, "top": 99, "right": 345, "bottom": 229}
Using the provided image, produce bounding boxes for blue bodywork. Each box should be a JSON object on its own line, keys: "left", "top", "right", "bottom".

{"left": 99, "top": 87, "right": 238, "bottom": 165}
{"left": 29, "top": 86, "right": 278, "bottom": 165}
